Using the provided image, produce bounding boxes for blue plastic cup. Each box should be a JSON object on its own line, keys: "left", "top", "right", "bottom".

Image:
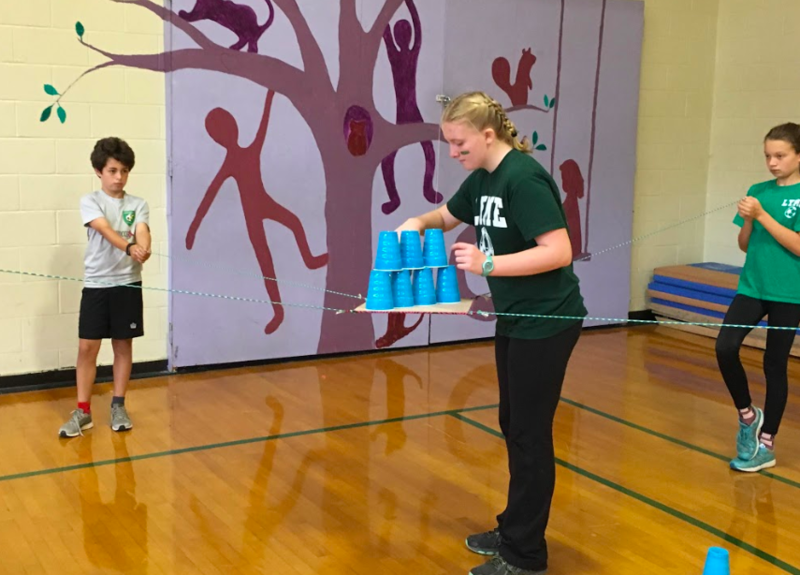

{"left": 423, "top": 228, "right": 448, "bottom": 268}
{"left": 436, "top": 265, "right": 461, "bottom": 304}
{"left": 702, "top": 547, "right": 730, "bottom": 575}
{"left": 366, "top": 270, "right": 394, "bottom": 310}
{"left": 393, "top": 269, "right": 415, "bottom": 308}
{"left": 374, "top": 231, "right": 403, "bottom": 271}
{"left": 400, "top": 231, "right": 424, "bottom": 269}
{"left": 413, "top": 268, "right": 436, "bottom": 306}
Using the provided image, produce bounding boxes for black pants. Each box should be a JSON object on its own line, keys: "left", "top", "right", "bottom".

{"left": 716, "top": 294, "right": 800, "bottom": 436}
{"left": 494, "top": 320, "right": 582, "bottom": 571}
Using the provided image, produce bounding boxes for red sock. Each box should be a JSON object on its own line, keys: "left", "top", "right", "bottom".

{"left": 78, "top": 401, "right": 91, "bottom": 414}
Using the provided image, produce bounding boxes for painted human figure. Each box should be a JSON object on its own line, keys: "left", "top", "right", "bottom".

{"left": 376, "top": 313, "right": 425, "bottom": 349}
{"left": 381, "top": 0, "right": 443, "bottom": 215}
{"left": 559, "top": 159, "right": 587, "bottom": 259}
{"left": 186, "top": 91, "right": 328, "bottom": 334}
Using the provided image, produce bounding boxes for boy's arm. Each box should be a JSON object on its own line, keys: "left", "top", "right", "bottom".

{"left": 88, "top": 217, "right": 131, "bottom": 253}
{"left": 134, "top": 222, "right": 151, "bottom": 251}
{"left": 131, "top": 222, "right": 151, "bottom": 263}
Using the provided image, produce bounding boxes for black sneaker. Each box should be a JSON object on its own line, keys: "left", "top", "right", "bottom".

{"left": 469, "top": 556, "right": 547, "bottom": 575}
{"left": 466, "top": 527, "right": 501, "bottom": 555}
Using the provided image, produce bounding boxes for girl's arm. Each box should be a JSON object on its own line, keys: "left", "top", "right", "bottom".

{"left": 738, "top": 219, "right": 753, "bottom": 252}
{"left": 452, "top": 227, "right": 573, "bottom": 277}
{"left": 756, "top": 211, "right": 800, "bottom": 256}
{"left": 397, "top": 205, "right": 463, "bottom": 234}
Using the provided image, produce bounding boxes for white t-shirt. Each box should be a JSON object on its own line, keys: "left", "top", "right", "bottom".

{"left": 80, "top": 190, "right": 150, "bottom": 288}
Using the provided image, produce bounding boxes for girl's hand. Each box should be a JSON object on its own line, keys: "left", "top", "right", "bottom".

{"left": 395, "top": 218, "right": 424, "bottom": 234}
{"left": 452, "top": 242, "right": 486, "bottom": 276}
{"left": 738, "top": 197, "right": 763, "bottom": 220}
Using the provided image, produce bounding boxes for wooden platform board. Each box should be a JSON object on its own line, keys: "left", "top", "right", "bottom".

{"left": 650, "top": 302, "right": 800, "bottom": 358}
{"left": 354, "top": 299, "right": 475, "bottom": 315}
{"left": 653, "top": 265, "right": 739, "bottom": 291}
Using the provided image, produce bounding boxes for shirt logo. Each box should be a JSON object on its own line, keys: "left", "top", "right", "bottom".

{"left": 474, "top": 197, "right": 508, "bottom": 229}
{"left": 479, "top": 227, "right": 495, "bottom": 257}
{"left": 123, "top": 211, "right": 136, "bottom": 226}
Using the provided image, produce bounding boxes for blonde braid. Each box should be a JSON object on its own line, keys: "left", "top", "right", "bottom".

{"left": 441, "top": 91, "right": 533, "bottom": 154}
{"left": 484, "top": 94, "right": 531, "bottom": 154}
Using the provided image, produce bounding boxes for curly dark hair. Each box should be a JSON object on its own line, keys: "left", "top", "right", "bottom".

{"left": 90, "top": 137, "right": 136, "bottom": 171}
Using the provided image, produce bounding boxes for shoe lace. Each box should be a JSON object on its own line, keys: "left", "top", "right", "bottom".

{"left": 70, "top": 409, "right": 86, "bottom": 436}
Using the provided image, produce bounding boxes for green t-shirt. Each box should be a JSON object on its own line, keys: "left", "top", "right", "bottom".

{"left": 733, "top": 179, "right": 800, "bottom": 303}
{"left": 447, "top": 149, "right": 587, "bottom": 339}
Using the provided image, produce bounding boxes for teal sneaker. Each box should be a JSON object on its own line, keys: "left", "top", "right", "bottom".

{"left": 730, "top": 444, "right": 776, "bottom": 473}
{"left": 466, "top": 528, "right": 501, "bottom": 556}
{"left": 469, "top": 556, "right": 547, "bottom": 575}
{"left": 735, "top": 407, "right": 763, "bottom": 461}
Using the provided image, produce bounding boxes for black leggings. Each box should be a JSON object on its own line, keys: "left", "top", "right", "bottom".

{"left": 716, "top": 294, "right": 800, "bottom": 435}
{"left": 494, "top": 320, "right": 582, "bottom": 571}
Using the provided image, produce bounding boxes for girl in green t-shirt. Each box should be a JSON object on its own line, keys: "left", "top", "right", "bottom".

{"left": 397, "top": 92, "right": 585, "bottom": 575}
{"left": 718, "top": 122, "right": 800, "bottom": 473}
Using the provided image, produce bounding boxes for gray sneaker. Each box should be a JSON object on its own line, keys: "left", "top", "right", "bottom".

{"left": 110, "top": 405, "right": 133, "bottom": 432}
{"left": 58, "top": 409, "right": 93, "bottom": 438}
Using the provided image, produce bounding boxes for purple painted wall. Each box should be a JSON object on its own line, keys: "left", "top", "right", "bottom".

{"left": 164, "top": 0, "right": 643, "bottom": 367}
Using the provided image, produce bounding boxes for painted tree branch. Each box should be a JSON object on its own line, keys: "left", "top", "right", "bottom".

{"left": 81, "top": 40, "right": 308, "bottom": 103}
{"left": 370, "top": 120, "right": 443, "bottom": 163}
{"left": 55, "top": 61, "right": 119, "bottom": 104}
{"left": 368, "top": 0, "right": 404, "bottom": 45}
{"left": 109, "top": 0, "right": 217, "bottom": 50}
{"left": 365, "top": 0, "right": 404, "bottom": 71}
{"left": 506, "top": 104, "right": 550, "bottom": 114}
{"left": 336, "top": 0, "right": 363, "bottom": 94}
{"left": 274, "top": 0, "right": 331, "bottom": 89}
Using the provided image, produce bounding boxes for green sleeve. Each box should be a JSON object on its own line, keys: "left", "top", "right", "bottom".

{"left": 508, "top": 173, "right": 566, "bottom": 241}
{"left": 446, "top": 174, "right": 476, "bottom": 225}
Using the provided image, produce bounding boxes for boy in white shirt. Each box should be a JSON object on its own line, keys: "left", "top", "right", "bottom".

{"left": 59, "top": 137, "right": 151, "bottom": 438}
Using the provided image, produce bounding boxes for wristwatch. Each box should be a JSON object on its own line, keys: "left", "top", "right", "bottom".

{"left": 126, "top": 242, "right": 135, "bottom": 256}
{"left": 481, "top": 254, "right": 494, "bottom": 277}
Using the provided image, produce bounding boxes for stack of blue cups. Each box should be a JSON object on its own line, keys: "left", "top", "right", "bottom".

{"left": 423, "top": 228, "right": 448, "bottom": 267}
{"left": 436, "top": 265, "right": 460, "bottom": 304}
{"left": 400, "top": 231, "right": 424, "bottom": 270}
{"left": 366, "top": 230, "right": 461, "bottom": 311}
{"left": 393, "top": 270, "right": 415, "bottom": 308}
{"left": 366, "top": 269, "right": 394, "bottom": 310}
{"left": 367, "top": 232, "right": 402, "bottom": 310}
{"left": 413, "top": 268, "right": 437, "bottom": 305}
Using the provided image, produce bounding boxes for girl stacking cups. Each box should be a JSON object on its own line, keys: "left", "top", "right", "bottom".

{"left": 397, "top": 92, "right": 586, "bottom": 575}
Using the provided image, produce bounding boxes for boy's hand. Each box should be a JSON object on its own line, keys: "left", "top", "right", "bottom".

{"left": 129, "top": 244, "right": 150, "bottom": 263}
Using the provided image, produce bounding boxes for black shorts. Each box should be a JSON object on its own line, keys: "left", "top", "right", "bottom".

{"left": 79, "top": 282, "right": 144, "bottom": 340}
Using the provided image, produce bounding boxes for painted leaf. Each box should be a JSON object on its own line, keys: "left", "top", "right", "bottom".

{"left": 44, "top": 84, "right": 58, "bottom": 96}
{"left": 40, "top": 106, "right": 52, "bottom": 122}
{"left": 76, "top": 21, "right": 85, "bottom": 38}
{"left": 549, "top": 97, "right": 557, "bottom": 109}
{"left": 532, "top": 131, "right": 539, "bottom": 145}
{"left": 536, "top": 144, "right": 547, "bottom": 151}
{"left": 57, "top": 105, "right": 67, "bottom": 124}
{"left": 544, "top": 95, "right": 550, "bottom": 108}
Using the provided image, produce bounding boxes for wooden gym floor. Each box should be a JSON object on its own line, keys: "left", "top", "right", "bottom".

{"left": 1, "top": 325, "right": 799, "bottom": 574}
